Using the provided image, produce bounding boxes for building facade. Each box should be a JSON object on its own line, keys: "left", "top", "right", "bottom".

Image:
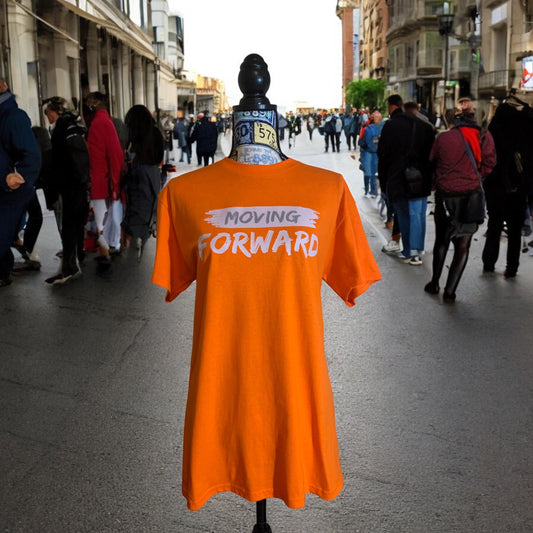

{"left": 339, "top": 0, "right": 533, "bottom": 116}
{"left": 360, "top": 0, "right": 389, "bottom": 80}
{"left": 477, "top": 0, "right": 533, "bottom": 110}
{"left": 0, "top": 0, "right": 226, "bottom": 128}
{"left": 336, "top": 0, "right": 360, "bottom": 106}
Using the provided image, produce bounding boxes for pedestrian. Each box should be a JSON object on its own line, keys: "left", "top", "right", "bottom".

{"left": 334, "top": 113, "right": 343, "bottom": 151}
{"left": 122, "top": 104, "right": 164, "bottom": 258}
{"left": 287, "top": 111, "right": 301, "bottom": 149}
{"left": 43, "top": 96, "right": 91, "bottom": 285}
{"left": 377, "top": 94, "right": 435, "bottom": 265}
{"left": 323, "top": 113, "right": 337, "bottom": 152}
{"left": 11, "top": 125, "right": 53, "bottom": 271}
{"left": 0, "top": 78, "right": 41, "bottom": 287}
{"left": 482, "top": 92, "right": 533, "bottom": 278}
{"left": 343, "top": 110, "right": 358, "bottom": 150}
{"left": 358, "top": 108, "right": 383, "bottom": 198}
{"left": 306, "top": 114, "right": 315, "bottom": 140}
{"left": 173, "top": 114, "right": 191, "bottom": 164}
{"left": 85, "top": 91, "right": 124, "bottom": 267}
{"left": 190, "top": 112, "right": 219, "bottom": 166}
{"left": 424, "top": 108, "right": 496, "bottom": 301}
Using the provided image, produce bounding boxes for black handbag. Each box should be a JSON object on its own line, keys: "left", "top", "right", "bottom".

{"left": 405, "top": 165, "right": 425, "bottom": 196}
{"left": 456, "top": 128, "right": 486, "bottom": 224}
{"left": 461, "top": 189, "right": 485, "bottom": 224}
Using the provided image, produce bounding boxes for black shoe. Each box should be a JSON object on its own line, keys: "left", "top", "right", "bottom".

{"left": 0, "top": 277, "right": 12, "bottom": 287}
{"left": 504, "top": 268, "right": 517, "bottom": 278}
{"left": 45, "top": 271, "right": 81, "bottom": 285}
{"left": 12, "top": 259, "right": 41, "bottom": 272}
{"left": 443, "top": 291, "right": 456, "bottom": 303}
{"left": 95, "top": 254, "right": 112, "bottom": 264}
{"left": 483, "top": 265, "right": 495, "bottom": 273}
{"left": 424, "top": 281, "right": 440, "bottom": 295}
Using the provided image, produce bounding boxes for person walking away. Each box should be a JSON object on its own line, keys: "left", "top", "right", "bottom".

{"left": 343, "top": 111, "right": 357, "bottom": 150}
{"left": 42, "top": 97, "right": 90, "bottom": 285}
{"left": 323, "top": 113, "right": 337, "bottom": 152}
{"left": 85, "top": 92, "right": 124, "bottom": 268}
{"left": 190, "top": 112, "right": 218, "bottom": 166}
{"left": 334, "top": 113, "right": 343, "bottom": 151}
{"left": 0, "top": 78, "right": 41, "bottom": 287}
{"left": 306, "top": 114, "right": 315, "bottom": 140}
{"left": 358, "top": 108, "right": 383, "bottom": 198}
{"left": 482, "top": 93, "right": 533, "bottom": 278}
{"left": 377, "top": 94, "right": 435, "bottom": 265}
{"left": 424, "top": 109, "right": 496, "bottom": 302}
{"left": 122, "top": 104, "right": 164, "bottom": 259}
{"left": 173, "top": 115, "right": 191, "bottom": 164}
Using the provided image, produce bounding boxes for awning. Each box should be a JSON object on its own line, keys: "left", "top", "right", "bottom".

{"left": 56, "top": 0, "right": 157, "bottom": 62}
{"left": 8, "top": 0, "right": 78, "bottom": 44}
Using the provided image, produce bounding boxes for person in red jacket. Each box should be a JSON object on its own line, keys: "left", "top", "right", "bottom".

{"left": 86, "top": 92, "right": 124, "bottom": 266}
{"left": 424, "top": 108, "right": 496, "bottom": 302}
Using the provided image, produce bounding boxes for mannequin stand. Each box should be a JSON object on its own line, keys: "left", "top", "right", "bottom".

{"left": 252, "top": 499, "right": 272, "bottom": 533}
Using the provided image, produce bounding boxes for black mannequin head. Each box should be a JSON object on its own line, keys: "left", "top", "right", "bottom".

{"left": 233, "top": 54, "right": 276, "bottom": 112}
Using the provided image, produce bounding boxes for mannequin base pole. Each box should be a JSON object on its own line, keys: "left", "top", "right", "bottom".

{"left": 252, "top": 499, "right": 272, "bottom": 532}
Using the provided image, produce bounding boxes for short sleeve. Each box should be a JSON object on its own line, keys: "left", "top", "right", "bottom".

{"left": 151, "top": 185, "right": 195, "bottom": 302}
{"left": 323, "top": 180, "right": 381, "bottom": 306}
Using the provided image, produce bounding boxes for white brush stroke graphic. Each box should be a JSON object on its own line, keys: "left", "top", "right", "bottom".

{"left": 205, "top": 206, "right": 319, "bottom": 229}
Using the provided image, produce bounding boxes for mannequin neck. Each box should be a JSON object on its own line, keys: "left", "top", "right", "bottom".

{"left": 229, "top": 109, "right": 287, "bottom": 164}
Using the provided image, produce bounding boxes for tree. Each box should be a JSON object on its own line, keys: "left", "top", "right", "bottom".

{"left": 346, "top": 78, "right": 386, "bottom": 110}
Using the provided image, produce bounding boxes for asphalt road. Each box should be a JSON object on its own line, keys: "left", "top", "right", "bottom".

{"left": 1, "top": 129, "right": 532, "bottom": 532}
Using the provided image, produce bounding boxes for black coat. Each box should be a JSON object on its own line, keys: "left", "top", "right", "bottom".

{"left": 484, "top": 101, "right": 533, "bottom": 196}
{"left": 377, "top": 109, "right": 435, "bottom": 203}
{"left": 50, "top": 112, "right": 90, "bottom": 193}
{"left": 190, "top": 120, "right": 218, "bottom": 154}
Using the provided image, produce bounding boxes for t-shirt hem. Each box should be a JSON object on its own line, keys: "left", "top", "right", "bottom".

{"left": 151, "top": 275, "right": 193, "bottom": 302}
{"left": 185, "top": 477, "right": 344, "bottom": 511}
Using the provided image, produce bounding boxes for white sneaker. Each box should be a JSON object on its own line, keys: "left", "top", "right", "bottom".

{"left": 382, "top": 240, "right": 402, "bottom": 254}
{"left": 408, "top": 255, "right": 423, "bottom": 266}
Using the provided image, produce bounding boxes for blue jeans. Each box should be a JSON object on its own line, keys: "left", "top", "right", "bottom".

{"left": 393, "top": 197, "right": 427, "bottom": 257}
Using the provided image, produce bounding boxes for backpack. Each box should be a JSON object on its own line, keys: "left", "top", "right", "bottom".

{"left": 324, "top": 118, "right": 336, "bottom": 134}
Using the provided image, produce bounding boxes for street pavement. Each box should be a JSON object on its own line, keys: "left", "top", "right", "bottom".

{"left": 1, "top": 129, "right": 533, "bottom": 533}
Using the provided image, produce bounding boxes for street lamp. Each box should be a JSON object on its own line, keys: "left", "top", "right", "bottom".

{"left": 438, "top": 1, "right": 455, "bottom": 109}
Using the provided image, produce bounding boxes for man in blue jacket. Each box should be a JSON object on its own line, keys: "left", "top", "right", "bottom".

{"left": 0, "top": 79, "right": 41, "bottom": 287}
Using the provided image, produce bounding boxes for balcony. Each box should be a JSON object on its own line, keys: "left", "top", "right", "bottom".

{"left": 478, "top": 69, "right": 513, "bottom": 90}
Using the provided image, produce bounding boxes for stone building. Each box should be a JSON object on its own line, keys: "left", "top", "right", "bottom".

{"left": 0, "top": 0, "right": 226, "bottom": 128}
{"left": 360, "top": 0, "right": 388, "bottom": 80}
{"left": 477, "top": 0, "right": 533, "bottom": 110}
{"left": 336, "top": 0, "right": 360, "bottom": 107}
{"left": 339, "top": 0, "right": 533, "bottom": 116}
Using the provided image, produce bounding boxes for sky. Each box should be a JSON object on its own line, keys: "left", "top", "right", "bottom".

{"left": 168, "top": 0, "right": 343, "bottom": 112}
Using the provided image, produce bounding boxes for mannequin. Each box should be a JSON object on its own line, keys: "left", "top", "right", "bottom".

{"left": 152, "top": 53, "right": 380, "bottom": 533}
{"left": 230, "top": 52, "right": 280, "bottom": 533}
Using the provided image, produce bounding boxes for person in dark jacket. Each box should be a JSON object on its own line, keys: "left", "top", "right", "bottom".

{"left": 122, "top": 104, "right": 164, "bottom": 259}
{"left": 425, "top": 109, "right": 496, "bottom": 301}
{"left": 377, "top": 94, "right": 435, "bottom": 265}
{"left": 11, "top": 125, "right": 53, "bottom": 271}
{"left": 173, "top": 116, "right": 191, "bottom": 164}
{"left": 190, "top": 112, "right": 219, "bottom": 166}
{"left": 43, "top": 97, "right": 90, "bottom": 285}
{"left": 0, "top": 79, "right": 41, "bottom": 287}
{"left": 343, "top": 110, "right": 359, "bottom": 150}
{"left": 482, "top": 94, "right": 533, "bottom": 278}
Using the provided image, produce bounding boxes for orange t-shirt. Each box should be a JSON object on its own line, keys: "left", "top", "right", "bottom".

{"left": 152, "top": 157, "right": 381, "bottom": 511}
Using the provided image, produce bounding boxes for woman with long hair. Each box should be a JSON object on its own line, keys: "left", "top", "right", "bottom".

{"left": 122, "top": 104, "right": 164, "bottom": 258}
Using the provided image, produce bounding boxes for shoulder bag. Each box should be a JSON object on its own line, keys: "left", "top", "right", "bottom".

{"left": 456, "top": 128, "right": 486, "bottom": 224}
